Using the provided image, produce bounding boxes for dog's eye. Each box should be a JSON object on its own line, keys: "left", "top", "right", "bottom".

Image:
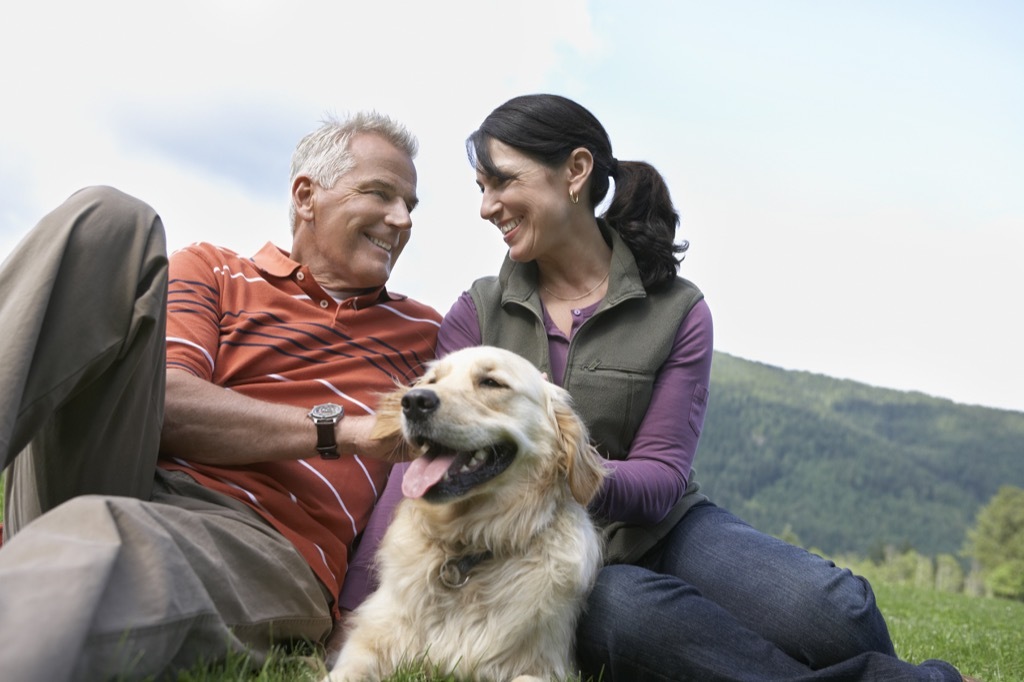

{"left": 479, "top": 377, "right": 506, "bottom": 389}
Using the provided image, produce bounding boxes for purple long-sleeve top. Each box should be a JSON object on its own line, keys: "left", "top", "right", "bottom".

{"left": 339, "top": 289, "right": 714, "bottom": 610}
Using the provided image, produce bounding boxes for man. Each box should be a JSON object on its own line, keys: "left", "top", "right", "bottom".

{"left": 0, "top": 111, "right": 441, "bottom": 680}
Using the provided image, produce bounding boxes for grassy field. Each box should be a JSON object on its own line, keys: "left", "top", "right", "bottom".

{"left": 191, "top": 583, "right": 1022, "bottom": 682}
{"left": 876, "top": 582, "right": 1023, "bottom": 682}
{"left": 2, "top": 484, "right": 1020, "bottom": 680}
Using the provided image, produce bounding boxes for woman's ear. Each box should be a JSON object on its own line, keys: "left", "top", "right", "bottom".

{"left": 566, "top": 147, "right": 595, "bottom": 201}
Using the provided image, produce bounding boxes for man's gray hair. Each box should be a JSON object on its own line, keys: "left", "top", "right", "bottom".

{"left": 289, "top": 111, "right": 419, "bottom": 227}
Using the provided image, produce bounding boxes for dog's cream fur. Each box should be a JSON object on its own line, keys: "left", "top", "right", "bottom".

{"left": 326, "top": 346, "right": 606, "bottom": 682}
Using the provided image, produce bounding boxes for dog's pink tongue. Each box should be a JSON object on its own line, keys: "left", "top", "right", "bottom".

{"left": 402, "top": 455, "right": 456, "bottom": 498}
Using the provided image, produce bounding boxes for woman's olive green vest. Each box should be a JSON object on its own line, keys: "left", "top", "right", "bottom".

{"left": 468, "top": 221, "right": 708, "bottom": 562}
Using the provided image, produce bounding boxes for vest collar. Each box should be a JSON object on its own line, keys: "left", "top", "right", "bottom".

{"left": 497, "top": 219, "right": 647, "bottom": 312}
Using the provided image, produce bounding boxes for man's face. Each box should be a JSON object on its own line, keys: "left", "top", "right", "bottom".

{"left": 294, "top": 133, "right": 418, "bottom": 293}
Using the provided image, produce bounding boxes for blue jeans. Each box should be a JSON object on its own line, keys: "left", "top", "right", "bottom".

{"left": 576, "top": 502, "right": 962, "bottom": 681}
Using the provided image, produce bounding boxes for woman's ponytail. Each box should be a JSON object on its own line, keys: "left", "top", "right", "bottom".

{"left": 602, "top": 160, "right": 688, "bottom": 290}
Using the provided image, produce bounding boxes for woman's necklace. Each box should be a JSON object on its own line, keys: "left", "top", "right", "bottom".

{"left": 540, "top": 271, "right": 610, "bottom": 302}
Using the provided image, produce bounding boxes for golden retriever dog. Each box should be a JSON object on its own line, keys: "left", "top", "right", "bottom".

{"left": 325, "top": 345, "right": 607, "bottom": 682}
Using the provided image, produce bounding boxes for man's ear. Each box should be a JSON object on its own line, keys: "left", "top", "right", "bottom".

{"left": 292, "top": 175, "right": 315, "bottom": 223}
{"left": 566, "top": 147, "right": 595, "bottom": 201}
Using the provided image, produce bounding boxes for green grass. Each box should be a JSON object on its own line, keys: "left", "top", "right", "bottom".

{"left": 3, "top": 482, "right": 1019, "bottom": 681}
{"left": 172, "top": 646, "right": 324, "bottom": 682}
{"left": 182, "top": 584, "right": 1022, "bottom": 681}
{"left": 205, "top": 586, "right": 1024, "bottom": 682}
{"left": 876, "top": 582, "right": 1024, "bottom": 682}
{"left": 178, "top": 652, "right": 587, "bottom": 682}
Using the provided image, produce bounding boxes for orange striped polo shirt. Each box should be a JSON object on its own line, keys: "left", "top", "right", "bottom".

{"left": 160, "top": 241, "right": 440, "bottom": 613}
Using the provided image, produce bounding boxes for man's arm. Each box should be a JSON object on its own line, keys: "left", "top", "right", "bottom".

{"left": 160, "top": 369, "right": 402, "bottom": 465}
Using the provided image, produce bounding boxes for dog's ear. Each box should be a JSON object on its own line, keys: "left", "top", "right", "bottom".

{"left": 551, "top": 389, "right": 607, "bottom": 505}
{"left": 370, "top": 385, "right": 407, "bottom": 440}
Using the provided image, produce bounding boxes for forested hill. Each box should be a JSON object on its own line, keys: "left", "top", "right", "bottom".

{"left": 696, "top": 352, "right": 1024, "bottom": 558}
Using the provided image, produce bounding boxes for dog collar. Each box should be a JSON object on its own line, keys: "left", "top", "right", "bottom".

{"left": 439, "top": 551, "right": 493, "bottom": 589}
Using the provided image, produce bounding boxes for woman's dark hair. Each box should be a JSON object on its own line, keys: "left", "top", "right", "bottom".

{"left": 466, "top": 93, "right": 688, "bottom": 290}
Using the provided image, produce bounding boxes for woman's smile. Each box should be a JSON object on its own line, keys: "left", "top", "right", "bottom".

{"left": 494, "top": 216, "right": 523, "bottom": 243}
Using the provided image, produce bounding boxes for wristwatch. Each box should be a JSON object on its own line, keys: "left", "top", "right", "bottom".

{"left": 308, "top": 403, "right": 344, "bottom": 459}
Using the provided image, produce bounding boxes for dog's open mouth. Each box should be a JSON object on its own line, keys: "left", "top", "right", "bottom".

{"left": 402, "top": 440, "right": 517, "bottom": 501}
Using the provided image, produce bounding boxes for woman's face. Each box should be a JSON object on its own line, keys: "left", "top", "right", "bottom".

{"left": 475, "top": 139, "right": 574, "bottom": 263}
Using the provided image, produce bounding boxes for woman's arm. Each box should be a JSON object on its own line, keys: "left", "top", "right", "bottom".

{"left": 591, "top": 299, "right": 714, "bottom": 525}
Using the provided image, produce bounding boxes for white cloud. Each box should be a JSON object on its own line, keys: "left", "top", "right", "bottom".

{"left": 1, "top": 0, "right": 596, "bottom": 295}
{"left": 2, "top": 1, "right": 1021, "bottom": 413}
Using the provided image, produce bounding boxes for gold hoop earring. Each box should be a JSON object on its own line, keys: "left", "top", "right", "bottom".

{"left": 570, "top": 190, "right": 579, "bottom": 204}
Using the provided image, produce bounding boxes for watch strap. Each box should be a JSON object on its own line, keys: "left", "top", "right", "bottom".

{"left": 314, "top": 421, "right": 340, "bottom": 459}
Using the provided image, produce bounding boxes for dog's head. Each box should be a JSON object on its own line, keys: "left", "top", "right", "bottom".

{"left": 371, "top": 346, "right": 606, "bottom": 508}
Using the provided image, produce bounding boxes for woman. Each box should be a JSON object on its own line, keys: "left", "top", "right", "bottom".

{"left": 345, "top": 94, "right": 969, "bottom": 681}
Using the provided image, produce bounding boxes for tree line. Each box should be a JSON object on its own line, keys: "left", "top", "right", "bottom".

{"left": 697, "top": 351, "right": 1024, "bottom": 599}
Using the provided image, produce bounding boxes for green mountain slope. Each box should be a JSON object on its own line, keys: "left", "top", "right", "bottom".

{"left": 696, "top": 352, "right": 1024, "bottom": 557}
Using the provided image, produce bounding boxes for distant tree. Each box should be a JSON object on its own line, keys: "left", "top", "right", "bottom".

{"left": 963, "top": 485, "right": 1024, "bottom": 600}
{"left": 987, "top": 561, "right": 1024, "bottom": 600}
{"left": 777, "top": 523, "right": 802, "bottom": 548}
{"left": 913, "top": 553, "right": 935, "bottom": 589}
{"left": 934, "top": 554, "right": 964, "bottom": 593}
{"left": 873, "top": 545, "right": 927, "bottom": 586}
{"left": 867, "top": 540, "right": 887, "bottom": 565}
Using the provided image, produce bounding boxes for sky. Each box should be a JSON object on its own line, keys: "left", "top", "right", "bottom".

{"left": 2, "top": 1, "right": 1022, "bottom": 413}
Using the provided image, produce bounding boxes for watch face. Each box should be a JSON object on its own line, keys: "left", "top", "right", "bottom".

{"left": 310, "top": 403, "right": 343, "bottom": 420}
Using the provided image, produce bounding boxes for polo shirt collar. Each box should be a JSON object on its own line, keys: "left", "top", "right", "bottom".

{"left": 250, "top": 242, "right": 406, "bottom": 304}
{"left": 252, "top": 242, "right": 301, "bottom": 277}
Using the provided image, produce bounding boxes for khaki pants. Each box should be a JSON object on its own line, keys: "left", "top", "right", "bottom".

{"left": 0, "top": 187, "right": 332, "bottom": 681}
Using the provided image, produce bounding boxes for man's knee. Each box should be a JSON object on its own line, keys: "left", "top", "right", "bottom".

{"left": 62, "top": 186, "right": 161, "bottom": 238}
{"left": 67, "top": 185, "right": 151, "bottom": 214}
{"left": 3, "top": 495, "right": 126, "bottom": 549}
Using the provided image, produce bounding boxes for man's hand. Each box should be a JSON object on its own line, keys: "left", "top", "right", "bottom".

{"left": 337, "top": 412, "right": 413, "bottom": 463}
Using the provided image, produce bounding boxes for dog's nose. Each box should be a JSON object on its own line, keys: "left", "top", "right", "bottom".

{"left": 402, "top": 388, "right": 440, "bottom": 421}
